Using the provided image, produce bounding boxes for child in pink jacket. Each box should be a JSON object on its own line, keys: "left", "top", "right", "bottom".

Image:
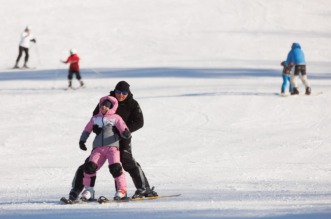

{"left": 79, "top": 96, "right": 131, "bottom": 201}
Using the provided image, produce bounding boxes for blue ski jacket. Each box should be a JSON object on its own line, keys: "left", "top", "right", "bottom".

{"left": 285, "top": 43, "right": 306, "bottom": 66}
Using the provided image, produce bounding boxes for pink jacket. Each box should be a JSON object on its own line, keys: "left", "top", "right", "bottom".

{"left": 80, "top": 96, "right": 130, "bottom": 149}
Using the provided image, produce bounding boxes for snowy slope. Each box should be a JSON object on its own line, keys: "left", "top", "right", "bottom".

{"left": 0, "top": 0, "right": 331, "bottom": 219}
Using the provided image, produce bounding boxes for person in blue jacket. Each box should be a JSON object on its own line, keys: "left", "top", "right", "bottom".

{"left": 285, "top": 43, "right": 311, "bottom": 95}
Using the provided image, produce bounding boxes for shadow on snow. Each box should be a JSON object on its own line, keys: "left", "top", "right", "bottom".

{"left": 0, "top": 67, "right": 330, "bottom": 81}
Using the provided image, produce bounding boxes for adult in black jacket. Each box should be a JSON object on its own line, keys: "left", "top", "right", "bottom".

{"left": 69, "top": 81, "right": 157, "bottom": 200}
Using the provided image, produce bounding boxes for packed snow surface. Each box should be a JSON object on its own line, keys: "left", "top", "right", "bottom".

{"left": 0, "top": 0, "right": 331, "bottom": 218}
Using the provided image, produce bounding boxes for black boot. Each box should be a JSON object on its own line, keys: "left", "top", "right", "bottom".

{"left": 69, "top": 188, "right": 81, "bottom": 201}
{"left": 132, "top": 187, "right": 158, "bottom": 199}
{"left": 13, "top": 62, "right": 20, "bottom": 69}
{"left": 306, "top": 87, "right": 311, "bottom": 95}
{"left": 291, "top": 87, "right": 299, "bottom": 95}
{"left": 68, "top": 80, "right": 72, "bottom": 89}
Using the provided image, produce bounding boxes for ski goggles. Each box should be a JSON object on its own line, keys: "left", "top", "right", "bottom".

{"left": 115, "top": 90, "right": 128, "bottom": 95}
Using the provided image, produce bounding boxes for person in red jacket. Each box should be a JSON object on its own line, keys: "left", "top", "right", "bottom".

{"left": 61, "top": 49, "right": 84, "bottom": 89}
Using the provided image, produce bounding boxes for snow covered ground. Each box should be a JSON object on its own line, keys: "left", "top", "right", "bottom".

{"left": 0, "top": 0, "right": 331, "bottom": 218}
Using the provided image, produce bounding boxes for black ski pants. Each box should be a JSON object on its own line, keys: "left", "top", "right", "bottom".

{"left": 16, "top": 46, "right": 29, "bottom": 64}
{"left": 71, "top": 138, "right": 150, "bottom": 193}
{"left": 68, "top": 71, "right": 82, "bottom": 80}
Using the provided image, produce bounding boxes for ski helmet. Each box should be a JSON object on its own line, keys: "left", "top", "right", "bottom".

{"left": 70, "top": 48, "right": 77, "bottom": 55}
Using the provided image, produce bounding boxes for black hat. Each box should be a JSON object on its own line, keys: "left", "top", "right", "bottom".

{"left": 114, "top": 81, "right": 130, "bottom": 93}
{"left": 101, "top": 100, "right": 112, "bottom": 108}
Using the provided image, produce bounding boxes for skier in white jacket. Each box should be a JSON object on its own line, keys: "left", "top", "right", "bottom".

{"left": 14, "top": 26, "right": 36, "bottom": 69}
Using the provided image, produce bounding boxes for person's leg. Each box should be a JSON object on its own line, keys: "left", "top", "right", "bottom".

{"left": 281, "top": 75, "right": 287, "bottom": 93}
{"left": 74, "top": 71, "right": 84, "bottom": 87}
{"left": 23, "top": 47, "right": 29, "bottom": 67}
{"left": 296, "top": 65, "right": 311, "bottom": 95}
{"left": 68, "top": 71, "right": 73, "bottom": 87}
{"left": 299, "top": 65, "right": 310, "bottom": 88}
{"left": 14, "top": 46, "right": 24, "bottom": 68}
{"left": 82, "top": 148, "right": 106, "bottom": 200}
{"left": 119, "top": 139, "right": 157, "bottom": 198}
{"left": 291, "top": 66, "right": 300, "bottom": 95}
{"left": 69, "top": 157, "right": 90, "bottom": 200}
{"left": 107, "top": 147, "right": 127, "bottom": 199}
{"left": 287, "top": 76, "right": 293, "bottom": 93}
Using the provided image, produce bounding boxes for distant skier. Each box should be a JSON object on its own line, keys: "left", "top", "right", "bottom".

{"left": 61, "top": 49, "right": 84, "bottom": 89}
{"left": 14, "top": 26, "right": 36, "bottom": 69}
{"left": 280, "top": 61, "right": 293, "bottom": 95}
{"left": 79, "top": 96, "right": 131, "bottom": 201}
{"left": 284, "top": 43, "right": 311, "bottom": 95}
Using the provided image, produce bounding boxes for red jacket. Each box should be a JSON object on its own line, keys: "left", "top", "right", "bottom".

{"left": 65, "top": 54, "right": 80, "bottom": 72}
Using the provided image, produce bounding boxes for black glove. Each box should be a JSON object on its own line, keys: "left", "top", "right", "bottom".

{"left": 121, "top": 129, "right": 131, "bottom": 139}
{"left": 31, "top": 38, "right": 36, "bottom": 43}
{"left": 79, "top": 141, "right": 87, "bottom": 151}
{"left": 92, "top": 125, "right": 102, "bottom": 135}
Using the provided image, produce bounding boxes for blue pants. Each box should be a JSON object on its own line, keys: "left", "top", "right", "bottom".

{"left": 281, "top": 75, "right": 293, "bottom": 93}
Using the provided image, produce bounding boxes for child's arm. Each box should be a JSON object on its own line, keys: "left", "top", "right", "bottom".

{"left": 79, "top": 118, "right": 94, "bottom": 151}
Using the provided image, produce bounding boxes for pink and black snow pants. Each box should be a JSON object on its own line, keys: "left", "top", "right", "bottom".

{"left": 83, "top": 146, "right": 126, "bottom": 191}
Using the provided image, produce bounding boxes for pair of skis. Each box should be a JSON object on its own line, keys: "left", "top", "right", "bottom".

{"left": 60, "top": 194, "right": 181, "bottom": 205}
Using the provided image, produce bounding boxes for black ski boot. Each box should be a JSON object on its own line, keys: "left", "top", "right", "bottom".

{"left": 69, "top": 188, "right": 80, "bottom": 201}
{"left": 291, "top": 87, "right": 299, "bottom": 95}
{"left": 306, "top": 87, "right": 311, "bottom": 95}
{"left": 79, "top": 80, "right": 85, "bottom": 88}
{"left": 23, "top": 62, "right": 29, "bottom": 69}
{"left": 132, "top": 187, "right": 158, "bottom": 199}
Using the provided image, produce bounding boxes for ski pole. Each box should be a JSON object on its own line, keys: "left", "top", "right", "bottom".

{"left": 33, "top": 43, "right": 41, "bottom": 66}
{"left": 89, "top": 68, "right": 102, "bottom": 76}
{"left": 51, "top": 62, "right": 61, "bottom": 89}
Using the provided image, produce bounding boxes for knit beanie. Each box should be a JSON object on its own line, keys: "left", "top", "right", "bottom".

{"left": 114, "top": 81, "right": 130, "bottom": 93}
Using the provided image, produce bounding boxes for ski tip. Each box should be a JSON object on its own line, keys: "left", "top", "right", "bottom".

{"left": 60, "top": 197, "right": 72, "bottom": 204}
{"left": 97, "top": 196, "right": 109, "bottom": 204}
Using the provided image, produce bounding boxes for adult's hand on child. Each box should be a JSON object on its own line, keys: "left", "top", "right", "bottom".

{"left": 122, "top": 129, "right": 131, "bottom": 139}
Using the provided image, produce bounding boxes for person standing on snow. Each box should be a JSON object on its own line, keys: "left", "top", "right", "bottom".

{"left": 280, "top": 61, "right": 293, "bottom": 95}
{"left": 61, "top": 49, "right": 84, "bottom": 89}
{"left": 68, "top": 81, "right": 158, "bottom": 201}
{"left": 14, "top": 26, "right": 36, "bottom": 69}
{"left": 285, "top": 43, "right": 311, "bottom": 95}
{"left": 79, "top": 96, "right": 131, "bottom": 201}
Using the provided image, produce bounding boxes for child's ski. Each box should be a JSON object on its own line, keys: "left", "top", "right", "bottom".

{"left": 60, "top": 197, "right": 97, "bottom": 205}
{"left": 97, "top": 196, "right": 131, "bottom": 204}
{"left": 97, "top": 194, "right": 181, "bottom": 204}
